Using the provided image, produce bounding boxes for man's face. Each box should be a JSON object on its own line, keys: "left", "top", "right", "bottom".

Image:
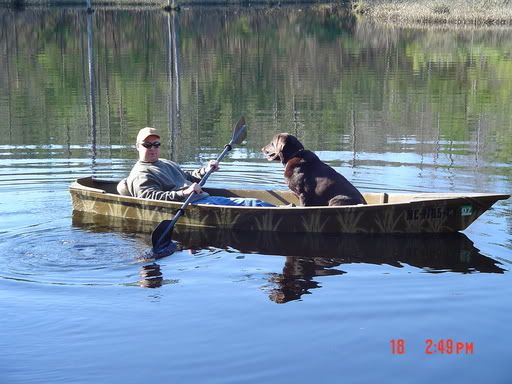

{"left": 137, "top": 135, "right": 161, "bottom": 162}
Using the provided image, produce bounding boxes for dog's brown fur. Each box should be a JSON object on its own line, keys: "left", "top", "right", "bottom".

{"left": 262, "top": 133, "right": 366, "bottom": 207}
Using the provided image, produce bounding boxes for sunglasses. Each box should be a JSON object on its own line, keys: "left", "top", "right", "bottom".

{"left": 141, "top": 141, "right": 161, "bottom": 149}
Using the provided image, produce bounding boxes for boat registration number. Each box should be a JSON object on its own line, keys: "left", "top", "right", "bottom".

{"left": 406, "top": 207, "right": 456, "bottom": 220}
{"left": 461, "top": 205, "right": 473, "bottom": 216}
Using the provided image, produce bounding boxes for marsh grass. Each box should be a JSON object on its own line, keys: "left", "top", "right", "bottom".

{"left": 354, "top": 0, "right": 512, "bottom": 25}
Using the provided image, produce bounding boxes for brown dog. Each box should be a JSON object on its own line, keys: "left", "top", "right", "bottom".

{"left": 262, "top": 133, "right": 366, "bottom": 206}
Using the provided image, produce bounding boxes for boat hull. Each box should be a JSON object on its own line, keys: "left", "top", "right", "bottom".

{"left": 70, "top": 177, "right": 510, "bottom": 234}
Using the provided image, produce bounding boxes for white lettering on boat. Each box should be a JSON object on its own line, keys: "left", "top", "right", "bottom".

{"left": 406, "top": 207, "right": 456, "bottom": 221}
{"left": 461, "top": 205, "right": 473, "bottom": 216}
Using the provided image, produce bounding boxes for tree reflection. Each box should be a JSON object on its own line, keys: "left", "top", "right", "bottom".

{"left": 2, "top": 6, "right": 512, "bottom": 165}
{"left": 85, "top": 8, "right": 97, "bottom": 169}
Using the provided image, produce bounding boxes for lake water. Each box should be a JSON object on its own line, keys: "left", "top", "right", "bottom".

{"left": 1, "top": 5, "right": 511, "bottom": 383}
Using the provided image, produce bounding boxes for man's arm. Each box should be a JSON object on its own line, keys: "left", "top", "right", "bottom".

{"left": 185, "top": 160, "right": 220, "bottom": 182}
{"left": 186, "top": 166, "right": 207, "bottom": 182}
{"left": 131, "top": 175, "right": 187, "bottom": 201}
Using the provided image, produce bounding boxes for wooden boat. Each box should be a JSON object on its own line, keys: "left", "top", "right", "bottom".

{"left": 70, "top": 176, "right": 509, "bottom": 234}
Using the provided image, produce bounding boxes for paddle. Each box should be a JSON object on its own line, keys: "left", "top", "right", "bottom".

{"left": 151, "top": 116, "right": 247, "bottom": 255}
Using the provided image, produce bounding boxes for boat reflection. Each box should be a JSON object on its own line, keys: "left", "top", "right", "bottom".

{"left": 73, "top": 212, "right": 505, "bottom": 301}
{"left": 172, "top": 226, "right": 505, "bottom": 303}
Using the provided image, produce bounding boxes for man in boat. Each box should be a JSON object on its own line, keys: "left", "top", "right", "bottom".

{"left": 117, "top": 127, "right": 273, "bottom": 207}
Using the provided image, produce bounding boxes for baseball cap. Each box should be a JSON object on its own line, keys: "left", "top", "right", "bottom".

{"left": 136, "top": 127, "right": 160, "bottom": 143}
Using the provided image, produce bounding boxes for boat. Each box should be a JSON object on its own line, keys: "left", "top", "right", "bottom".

{"left": 70, "top": 176, "right": 510, "bottom": 234}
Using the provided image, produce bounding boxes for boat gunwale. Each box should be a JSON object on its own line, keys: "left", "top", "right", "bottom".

{"left": 70, "top": 177, "right": 511, "bottom": 211}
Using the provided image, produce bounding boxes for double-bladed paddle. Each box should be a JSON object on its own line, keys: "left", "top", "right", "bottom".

{"left": 151, "top": 116, "right": 247, "bottom": 255}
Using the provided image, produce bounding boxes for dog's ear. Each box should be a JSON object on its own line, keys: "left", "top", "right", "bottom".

{"left": 279, "top": 134, "right": 304, "bottom": 164}
{"left": 274, "top": 134, "right": 288, "bottom": 164}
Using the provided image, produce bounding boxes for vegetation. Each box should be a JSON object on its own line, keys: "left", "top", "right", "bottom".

{"left": 352, "top": 0, "right": 512, "bottom": 25}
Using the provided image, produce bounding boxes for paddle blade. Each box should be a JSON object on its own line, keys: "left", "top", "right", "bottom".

{"left": 153, "top": 241, "right": 178, "bottom": 258}
{"left": 231, "top": 116, "right": 247, "bottom": 145}
{"left": 151, "top": 219, "right": 176, "bottom": 254}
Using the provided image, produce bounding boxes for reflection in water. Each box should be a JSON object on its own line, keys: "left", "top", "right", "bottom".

{"left": 167, "top": 10, "right": 181, "bottom": 161}
{"left": 138, "top": 262, "right": 163, "bottom": 288}
{"left": 73, "top": 212, "right": 505, "bottom": 301}
{"left": 3, "top": 7, "right": 512, "bottom": 169}
{"left": 267, "top": 257, "right": 346, "bottom": 304}
{"left": 176, "top": 226, "right": 505, "bottom": 303}
{"left": 86, "top": 9, "right": 97, "bottom": 168}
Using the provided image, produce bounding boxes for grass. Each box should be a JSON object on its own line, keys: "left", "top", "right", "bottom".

{"left": 352, "top": 0, "right": 512, "bottom": 25}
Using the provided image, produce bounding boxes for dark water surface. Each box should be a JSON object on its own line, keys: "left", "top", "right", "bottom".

{"left": 1, "top": 5, "right": 511, "bottom": 383}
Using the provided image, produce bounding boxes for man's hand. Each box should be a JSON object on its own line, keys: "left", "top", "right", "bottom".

{"left": 183, "top": 182, "right": 202, "bottom": 196}
{"left": 206, "top": 160, "right": 220, "bottom": 173}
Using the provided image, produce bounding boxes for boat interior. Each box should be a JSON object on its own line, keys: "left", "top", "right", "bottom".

{"left": 73, "top": 177, "right": 501, "bottom": 207}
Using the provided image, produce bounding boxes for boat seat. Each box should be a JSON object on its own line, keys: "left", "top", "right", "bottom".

{"left": 362, "top": 192, "right": 389, "bottom": 205}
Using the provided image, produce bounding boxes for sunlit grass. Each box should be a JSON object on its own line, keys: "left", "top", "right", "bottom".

{"left": 353, "top": 0, "right": 512, "bottom": 25}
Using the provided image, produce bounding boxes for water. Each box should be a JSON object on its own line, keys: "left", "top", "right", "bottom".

{"left": 1, "top": 5, "right": 511, "bottom": 383}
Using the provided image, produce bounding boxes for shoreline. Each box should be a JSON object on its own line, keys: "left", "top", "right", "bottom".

{"left": 3, "top": 0, "right": 512, "bottom": 26}
{"left": 353, "top": 0, "right": 512, "bottom": 25}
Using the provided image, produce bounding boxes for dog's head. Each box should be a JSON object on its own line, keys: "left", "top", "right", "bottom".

{"left": 262, "top": 133, "right": 304, "bottom": 165}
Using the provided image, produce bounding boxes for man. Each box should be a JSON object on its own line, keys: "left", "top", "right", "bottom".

{"left": 118, "top": 127, "right": 273, "bottom": 207}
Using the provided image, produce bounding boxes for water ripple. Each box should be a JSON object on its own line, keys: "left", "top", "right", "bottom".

{"left": 0, "top": 223, "right": 149, "bottom": 287}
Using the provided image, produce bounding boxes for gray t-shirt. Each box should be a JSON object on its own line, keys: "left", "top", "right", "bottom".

{"left": 125, "top": 159, "right": 209, "bottom": 202}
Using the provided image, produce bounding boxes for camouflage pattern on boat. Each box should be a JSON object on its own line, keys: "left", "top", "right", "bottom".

{"left": 70, "top": 177, "right": 510, "bottom": 234}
